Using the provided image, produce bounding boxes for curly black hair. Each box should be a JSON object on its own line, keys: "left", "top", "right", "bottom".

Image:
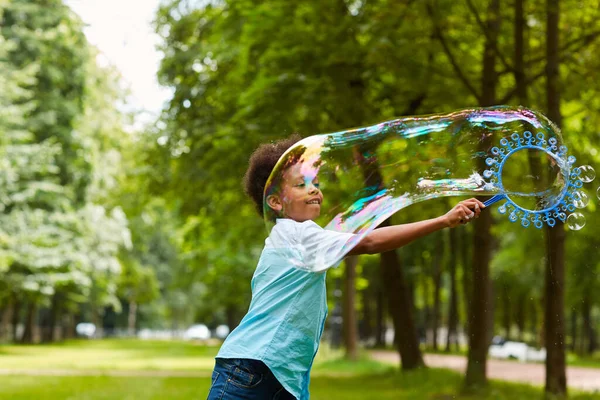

{"left": 243, "top": 134, "right": 303, "bottom": 218}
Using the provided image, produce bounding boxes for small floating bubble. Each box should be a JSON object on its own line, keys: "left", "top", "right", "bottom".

{"left": 566, "top": 212, "right": 586, "bottom": 231}
{"left": 579, "top": 165, "right": 596, "bottom": 183}
{"left": 572, "top": 190, "right": 589, "bottom": 209}
{"left": 597, "top": 186, "right": 600, "bottom": 201}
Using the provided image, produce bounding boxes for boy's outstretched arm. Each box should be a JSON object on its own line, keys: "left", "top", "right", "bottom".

{"left": 347, "top": 198, "right": 485, "bottom": 256}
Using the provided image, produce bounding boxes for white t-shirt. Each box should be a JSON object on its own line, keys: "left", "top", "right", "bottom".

{"left": 266, "top": 218, "right": 356, "bottom": 272}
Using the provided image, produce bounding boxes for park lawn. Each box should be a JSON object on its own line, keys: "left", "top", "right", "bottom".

{"left": 0, "top": 369, "right": 599, "bottom": 400}
{"left": 0, "top": 339, "right": 389, "bottom": 373}
{"left": 0, "top": 339, "right": 219, "bottom": 371}
{"left": 567, "top": 352, "right": 600, "bottom": 369}
{"left": 0, "top": 340, "right": 598, "bottom": 399}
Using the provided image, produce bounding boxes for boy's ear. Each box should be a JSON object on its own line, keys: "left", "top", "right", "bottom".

{"left": 266, "top": 194, "right": 283, "bottom": 212}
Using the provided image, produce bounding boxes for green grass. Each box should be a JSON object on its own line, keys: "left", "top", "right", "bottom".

{"left": 0, "top": 339, "right": 218, "bottom": 371}
{"left": 312, "top": 345, "right": 396, "bottom": 375}
{"left": 0, "top": 369, "right": 599, "bottom": 399}
{"left": 0, "top": 340, "right": 598, "bottom": 399}
{"left": 567, "top": 352, "right": 600, "bottom": 369}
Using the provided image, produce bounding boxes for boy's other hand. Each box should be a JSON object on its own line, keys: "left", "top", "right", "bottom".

{"left": 443, "top": 198, "right": 486, "bottom": 228}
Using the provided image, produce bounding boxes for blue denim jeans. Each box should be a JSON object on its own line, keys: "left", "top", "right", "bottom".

{"left": 206, "top": 358, "right": 296, "bottom": 400}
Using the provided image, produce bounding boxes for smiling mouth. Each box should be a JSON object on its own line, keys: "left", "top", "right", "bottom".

{"left": 306, "top": 200, "right": 321, "bottom": 205}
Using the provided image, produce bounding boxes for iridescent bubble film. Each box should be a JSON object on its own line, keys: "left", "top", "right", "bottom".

{"left": 263, "top": 106, "right": 577, "bottom": 266}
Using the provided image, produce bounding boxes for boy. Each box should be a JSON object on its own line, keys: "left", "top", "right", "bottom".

{"left": 207, "top": 135, "right": 484, "bottom": 400}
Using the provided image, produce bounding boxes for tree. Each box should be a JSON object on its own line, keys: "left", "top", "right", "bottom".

{"left": 446, "top": 227, "right": 460, "bottom": 351}
{"left": 466, "top": 0, "right": 501, "bottom": 388}
{"left": 544, "top": 0, "right": 567, "bottom": 395}
{"left": 427, "top": 0, "right": 502, "bottom": 386}
{"left": 0, "top": 0, "right": 76, "bottom": 342}
{"left": 1, "top": 0, "right": 90, "bottom": 201}
{"left": 342, "top": 256, "right": 359, "bottom": 360}
{"left": 0, "top": 0, "right": 134, "bottom": 342}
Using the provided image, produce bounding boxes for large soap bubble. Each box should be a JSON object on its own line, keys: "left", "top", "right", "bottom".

{"left": 263, "top": 106, "right": 581, "bottom": 264}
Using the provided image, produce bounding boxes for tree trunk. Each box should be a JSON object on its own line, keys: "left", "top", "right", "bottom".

{"left": 11, "top": 296, "right": 21, "bottom": 342}
{"left": 91, "top": 307, "right": 101, "bottom": 333}
{"left": 379, "top": 235, "right": 424, "bottom": 369}
{"left": 461, "top": 228, "right": 472, "bottom": 336}
{"left": 516, "top": 0, "right": 545, "bottom": 200}
{"left": 0, "top": 301, "right": 12, "bottom": 342}
{"left": 544, "top": 0, "right": 567, "bottom": 395}
{"left": 343, "top": 256, "right": 359, "bottom": 360}
{"left": 128, "top": 300, "right": 138, "bottom": 335}
{"left": 446, "top": 228, "right": 459, "bottom": 352}
{"left": 375, "top": 282, "right": 385, "bottom": 347}
{"left": 536, "top": 301, "right": 545, "bottom": 347}
{"left": 225, "top": 305, "right": 238, "bottom": 331}
{"left": 358, "top": 140, "right": 423, "bottom": 367}
{"left": 422, "top": 266, "right": 432, "bottom": 347}
{"left": 516, "top": 293, "right": 526, "bottom": 342}
{"left": 544, "top": 225, "right": 567, "bottom": 395}
{"left": 514, "top": 0, "right": 527, "bottom": 105}
{"left": 360, "top": 274, "right": 374, "bottom": 343}
{"left": 432, "top": 233, "right": 444, "bottom": 351}
{"left": 465, "top": 207, "right": 494, "bottom": 387}
{"left": 465, "top": 0, "right": 500, "bottom": 388}
{"left": 21, "top": 301, "right": 37, "bottom": 344}
{"left": 578, "top": 308, "right": 585, "bottom": 354}
{"left": 49, "top": 293, "right": 62, "bottom": 342}
{"left": 42, "top": 293, "right": 60, "bottom": 343}
{"left": 63, "top": 313, "right": 75, "bottom": 339}
{"left": 502, "top": 284, "right": 511, "bottom": 340}
{"left": 582, "top": 297, "right": 597, "bottom": 355}
{"left": 570, "top": 309, "right": 578, "bottom": 353}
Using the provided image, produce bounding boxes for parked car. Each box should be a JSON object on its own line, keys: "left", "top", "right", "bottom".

{"left": 489, "top": 338, "right": 546, "bottom": 362}
{"left": 75, "top": 322, "right": 96, "bottom": 338}
{"left": 137, "top": 329, "right": 180, "bottom": 340}
{"left": 214, "top": 324, "right": 230, "bottom": 339}
{"left": 183, "top": 324, "right": 211, "bottom": 341}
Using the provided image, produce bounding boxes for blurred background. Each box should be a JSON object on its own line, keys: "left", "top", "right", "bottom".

{"left": 1, "top": 0, "right": 600, "bottom": 399}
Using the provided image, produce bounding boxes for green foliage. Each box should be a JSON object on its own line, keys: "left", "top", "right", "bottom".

{"left": 1, "top": 0, "right": 90, "bottom": 199}
{"left": 152, "top": 0, "right": 459, "bottom": 323}
{"left": 150, "top": 0, "right": 600, "bottom": 336}
{"left": 0, "top": 0, "right": 133, "bottom": 333}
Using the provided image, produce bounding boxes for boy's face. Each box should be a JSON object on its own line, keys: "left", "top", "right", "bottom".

{"left": 267, "top": 163, "right": 323, "bottom": 222}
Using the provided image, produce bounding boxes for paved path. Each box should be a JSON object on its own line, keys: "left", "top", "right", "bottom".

{"left": 371, "top": 350, "right": 600, "bottom": 392}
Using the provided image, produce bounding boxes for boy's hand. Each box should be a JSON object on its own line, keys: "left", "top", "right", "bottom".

{"left": 444, "top": 198, "right": 486, "bottom": 228}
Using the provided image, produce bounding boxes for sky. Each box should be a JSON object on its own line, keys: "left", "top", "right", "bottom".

{"left": 66, "top": 0, "right": 172, "bottom": 125}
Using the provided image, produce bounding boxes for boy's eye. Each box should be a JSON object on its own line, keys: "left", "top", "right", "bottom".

{"left": 294, "top": 180, "right": 320, "bottom": 188}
